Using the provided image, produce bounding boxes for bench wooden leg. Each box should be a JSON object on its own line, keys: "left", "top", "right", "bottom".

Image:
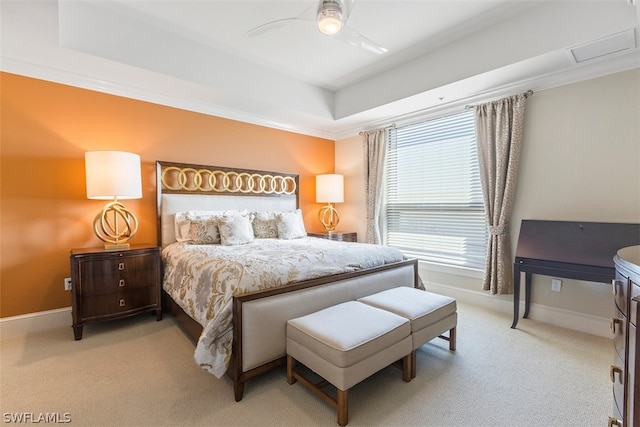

{"left": 337, "top": 388, "right": 348, "bottom": 426}
{"left": 438, "top": 325, "right": 458, "bottom": 352}
{"left": 410, "top": 350, "right": 417, "bottom": 379}
{"left": 449, "top": 327, "right": 457, "bottom": 351}
{"left": 287, "top": 355, "right": 296, "bottom": 385}
{"left": 402, "top": 353, "right": 412, "bottom": 382}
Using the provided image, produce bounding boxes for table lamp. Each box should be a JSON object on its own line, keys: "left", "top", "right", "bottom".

{"left": 85, "top": 151, "right": 142, "bottom": 251}
{"left": 316, "top": 174, "right": 344, "bottom": 232}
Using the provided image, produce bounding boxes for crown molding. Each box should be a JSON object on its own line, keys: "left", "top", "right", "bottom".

{"left": 332, "top": 51, "right": 640, "bottom": 140}
{"left": 0, "top": 56, "right": 338, "bottom": 141}
{"left": 3, "top": 50, "right": 639, "bottom": 143}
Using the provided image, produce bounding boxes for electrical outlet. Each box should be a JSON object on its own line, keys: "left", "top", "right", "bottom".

{"left": 64, "top": 277, "right": 72, "bottom": 291}
{"left": 551, "top": 278, "right": 562, "bottom": 292}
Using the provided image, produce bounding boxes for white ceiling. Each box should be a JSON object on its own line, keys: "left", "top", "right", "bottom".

{"left": 2, "top": 0, "right": 639, "bottom": 139}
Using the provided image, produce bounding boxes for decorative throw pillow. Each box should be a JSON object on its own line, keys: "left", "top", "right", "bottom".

{"left": 251, "top": 211, "right": 278, "bottom": 238}
{"left": 276, "top": 209, "right": 307, "bottom": 239}
{"left": 185, "top": 217, "right": 220, "bottom": 244}
{"left": 218, "top": 214, "right": 255, "bottom": 246}
{"left": 175, "top": 210, "right": 248, "bottom": 244}
{"left": 175, "top": 211, "right": 221, "bottom": 244}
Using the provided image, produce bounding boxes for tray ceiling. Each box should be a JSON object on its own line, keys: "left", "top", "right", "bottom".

{"left": 2, "top": 0, "right": 639, "bottom": 138}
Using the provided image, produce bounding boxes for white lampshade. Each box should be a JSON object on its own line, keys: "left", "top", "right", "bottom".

{"left": 85, "top": 151, "right": 142, "bottom": 200}
{"left": 316, "top": 174, "right": 344, "bottom": 203}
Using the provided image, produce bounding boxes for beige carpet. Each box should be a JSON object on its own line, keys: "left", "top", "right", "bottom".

{"left": 1, "top": 303, "right": 611, "bottom": 426}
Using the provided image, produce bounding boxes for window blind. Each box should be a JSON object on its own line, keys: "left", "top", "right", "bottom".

{"left": 385, "top": 110, "right": 488, "bottom": 270}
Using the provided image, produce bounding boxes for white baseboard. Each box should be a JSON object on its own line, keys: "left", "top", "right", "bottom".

{"left": 0, "top": 307, "right": 72, "bottom": 339}
{"left": 0, "top": 286, "right": 612, "bottom": 340}
{"left": 426, "top": 282, "right": 611, "bottom": 338}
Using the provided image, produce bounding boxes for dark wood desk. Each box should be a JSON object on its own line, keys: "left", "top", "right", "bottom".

{"left": 511, "top": 220, "right": 640, "bottom": 329}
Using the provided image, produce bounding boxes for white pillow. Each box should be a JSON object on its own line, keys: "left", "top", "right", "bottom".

{"left": 251, "top": 211, "right": 279, "bottom": 238}
{"left": 276, "top": 209, "right": 307, "bottom": 239}
{"left": 218, "top": 214, "right": 255, "bottom": 246}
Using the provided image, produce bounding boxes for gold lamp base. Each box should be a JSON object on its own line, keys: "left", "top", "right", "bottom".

{"left": 318, "top": 203, "right": 340, "bottom": 232}
{"left": 94, "top": 200, "right": 138, "bottom": 251}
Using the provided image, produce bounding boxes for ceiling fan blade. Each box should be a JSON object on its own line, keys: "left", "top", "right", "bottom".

{"left": 334, "top": 27, "right": 388, "bottom": 54}
{"left": 341, "top": 0, "right": 355, "bottom": 23}
{"left": 247, "top": 18, "right": 307, "bottom": 38}
{"left": 247, "top": 1, "right": 317, "bottom": 38}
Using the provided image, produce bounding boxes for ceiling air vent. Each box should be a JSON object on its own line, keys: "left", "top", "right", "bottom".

{"left": 569, "top": 29, "right": 636, "bottom": 63}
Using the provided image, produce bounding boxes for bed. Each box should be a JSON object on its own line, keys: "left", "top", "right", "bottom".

{"left": 156, "top": 160, "right": 421, "bottom": 401}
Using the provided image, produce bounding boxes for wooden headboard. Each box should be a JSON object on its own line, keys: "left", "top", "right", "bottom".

{"left": 156, "top": 161, "right": 300, "bottom": 247}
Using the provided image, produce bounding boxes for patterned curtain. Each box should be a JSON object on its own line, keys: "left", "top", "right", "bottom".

{"left": 362, "top": 128, "right": 388, "bottom": 244}
{"left": 474, "top": 92, "right": 530, "bottom": 294}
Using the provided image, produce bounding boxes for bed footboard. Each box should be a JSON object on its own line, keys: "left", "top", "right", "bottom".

{"left": 230, "top": 258, "right": 419, "bottom": 401}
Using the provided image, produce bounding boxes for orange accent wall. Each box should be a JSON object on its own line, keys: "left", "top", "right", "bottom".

{"left": 0, "top": 72, "right": 335, "bottom": 318}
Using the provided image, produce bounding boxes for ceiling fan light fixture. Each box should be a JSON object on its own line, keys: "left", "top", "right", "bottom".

{"left": 317, "top": 9, "right": 343, "bottom": 35}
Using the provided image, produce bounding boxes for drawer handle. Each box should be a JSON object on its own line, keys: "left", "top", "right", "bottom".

{"left": 119, "top": 299, "right": 126, "bottom": 307}
{"left": 608, "top": 416, "right": 622, "bottom": 427}
{"left": 118, "top": 262, "right": 125, "bottom": 271}
{"left": 610, "top": 318, "right": 622, "bottom": 335}
{"left": 118, "top": 279, "right": 125, "bottom": 287}
{"left": 610, "top": 365, "right": 623, "bottom": 384}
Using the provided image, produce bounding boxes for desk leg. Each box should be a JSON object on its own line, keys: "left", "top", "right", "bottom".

{"left": 511, "top": 265, "right": 520, "bottom": 329}
{"left": 523, "top": 273, "right": 532, "bottom": 319}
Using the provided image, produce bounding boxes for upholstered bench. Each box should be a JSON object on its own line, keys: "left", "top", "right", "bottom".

{"left": 358, "top": 287, "right": 457, "bottom": 378}
{"left": 286, "top": 301, "right": 413, "bottom": 426}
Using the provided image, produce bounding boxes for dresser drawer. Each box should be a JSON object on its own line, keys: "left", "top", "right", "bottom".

{"left": 612, "top": 399, "right": 623, "bottom": 426}
{"left": 612, "top": 350, "right": 626, "bottom": 419}
{"left": 629, "top": 320, "right": 637, "bottom": 425}
{"left": 613, "top": 308, "right": 626, "bottom": 362}
{"left": 614, "top": 272, "right": 629, "bottom": 317}
{"left": 81, "top": 287, "right": 159, "bottom": 319}
{"left": 613, "top": 390, "right": 624, "bottom": 426}
{"left": 631, "top": 282, "right": 640, "bottom": 328}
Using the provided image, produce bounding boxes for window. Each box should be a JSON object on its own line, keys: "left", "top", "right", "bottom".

{"left": 384, "top": 110, "right": 487, "bottom": 270}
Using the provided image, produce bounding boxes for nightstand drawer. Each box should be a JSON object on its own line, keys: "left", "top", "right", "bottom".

{"left": 78, "top": 266, "right": 159, "bottom": 296}
{"left": 307, "top": 231, "right": 357, "bottom": 242}
{"left": 82, "top": 287, "right": 159, "bottom": 319}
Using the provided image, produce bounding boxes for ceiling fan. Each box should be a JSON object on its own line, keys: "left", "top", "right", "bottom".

{"left": 247, "top": 0, "right": 388, "bottom": 55}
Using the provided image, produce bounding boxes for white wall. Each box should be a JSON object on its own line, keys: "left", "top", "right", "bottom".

{"left": 334, "top": 135, "right": 367, "bottom": 240}
{"left": 510, "top": 68, "right": 640, "bottom": 319}
{"left": 336, "top": 68, "right": 640, "bottom": 332}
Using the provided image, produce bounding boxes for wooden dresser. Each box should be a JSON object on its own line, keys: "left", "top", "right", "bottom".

{"left": 611, "top": 245, "right": 640, "bottom": 426}
{"left": 70, "top": 244, "right": 162, "bottom": 340}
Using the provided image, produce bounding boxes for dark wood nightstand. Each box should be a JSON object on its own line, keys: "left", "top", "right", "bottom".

{"left": 307, "top": 231, "right": 357, "bottom": 242}
{"left": 69, "top": 244, "right": 162, "bottom": 340}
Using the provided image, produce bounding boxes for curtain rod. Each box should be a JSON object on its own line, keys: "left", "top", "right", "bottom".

{"left": 359, "top": 123, "right": 396, "bottom": 136}
{"left": 465, "top": 89, "right": 533, "bottom": 110}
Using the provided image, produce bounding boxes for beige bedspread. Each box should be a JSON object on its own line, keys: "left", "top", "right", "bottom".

{"left": 162, "top": 237, "right": 407, "bottom": 377}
